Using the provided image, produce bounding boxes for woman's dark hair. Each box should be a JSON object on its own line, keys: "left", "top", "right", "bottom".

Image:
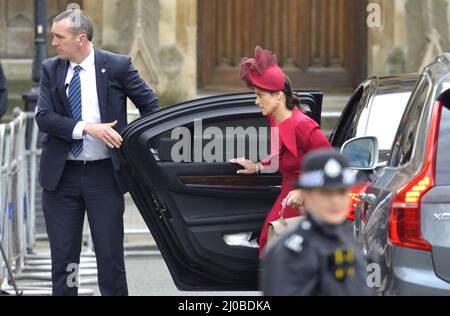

{"left": 281, "top": 75, "right": 309, "bottom": 113}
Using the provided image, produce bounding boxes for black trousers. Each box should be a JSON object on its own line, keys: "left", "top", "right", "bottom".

{"left": 42, "top": 159, "right": 128, "bottom": 296}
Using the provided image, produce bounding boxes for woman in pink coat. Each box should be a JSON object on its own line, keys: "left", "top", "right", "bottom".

{"left": 231, "top": 46, "right": 331, "bottom": 256}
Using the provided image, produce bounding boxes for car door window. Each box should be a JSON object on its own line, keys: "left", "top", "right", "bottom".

{"left": 389, "top": 77, "right": 431, "bottom": 167}
{"left": 148, "top": 115, "right": 270, "bottom": 163}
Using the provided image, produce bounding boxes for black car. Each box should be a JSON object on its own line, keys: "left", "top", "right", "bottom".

{"left": 119, "top": 75, "right": 418, "bottom": 291}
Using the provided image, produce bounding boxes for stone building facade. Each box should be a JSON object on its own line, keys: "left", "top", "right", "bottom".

{"left": 369, "top": 0, "right": 450, "bottom": 76}
{"left": 0, "top": 0, "right": 449, "bottom": 112}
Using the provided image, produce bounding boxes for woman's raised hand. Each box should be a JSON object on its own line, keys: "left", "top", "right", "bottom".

{"left": 229, "top": 157, "right": 258, "bottom": 175}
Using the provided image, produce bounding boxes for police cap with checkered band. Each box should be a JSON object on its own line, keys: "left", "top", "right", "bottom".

{"left": 295, "top": 149, "right": 366, "bottom": 190}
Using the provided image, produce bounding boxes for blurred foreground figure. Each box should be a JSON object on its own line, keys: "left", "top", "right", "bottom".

{"left": 262, "top": 149, "right": 374, "bottom": 296}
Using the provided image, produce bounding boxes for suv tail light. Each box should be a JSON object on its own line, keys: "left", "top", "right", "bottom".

{"left": 348, "top": 183, "right": 367, "bottom": 221}
{"left": 388, "top": 101, "right": 442, "bottom": 252}
{"left": 389, "top": 174, "right": 433, "bottom": 251}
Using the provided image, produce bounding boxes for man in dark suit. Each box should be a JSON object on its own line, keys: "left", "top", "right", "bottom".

{"left": 35, "top": 9, "right": 159, "bottom": 296}
{"left": 0, "top": 63, "right": 7, "bottom": 120}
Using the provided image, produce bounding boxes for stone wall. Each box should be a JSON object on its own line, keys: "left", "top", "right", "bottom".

{"left": 101, "top": 0, "right": 197, "bottom": 107}
{"left": 3, "top": 0, "right": 450, "bottom": 114}
{"left": 0, "top": 0, "right": 198, "bottom": 113}
{"left": 154, "top": 0, "right": 197, "bottom": 105}
{"left": 369, "top": 0, "right": 450, "bottom": 76}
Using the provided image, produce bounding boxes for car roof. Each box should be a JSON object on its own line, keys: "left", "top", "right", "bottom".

{"left": 362, "top": 74, "right": 421, "bottom": 96}
{"left": 423, "top": 53, "right": 450, "bottom": 84}
{"left": 377, "top": 74, "right": 421, "bottom": 92}
{"left": 423, "top": 54, "right": 450, "bottom": 93}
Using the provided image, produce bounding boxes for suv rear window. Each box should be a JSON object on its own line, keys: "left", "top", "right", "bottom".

{"left": 389, "top": 77, "right": 430, "bottom": 167}
{"left": 436, "top": 103, "right": 450, "bottom": 185}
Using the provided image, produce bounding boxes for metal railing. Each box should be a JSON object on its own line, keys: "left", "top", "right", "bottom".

{"left": 0, "top": 110, "right": 60, "bottom": 295}
{"left": 0, "top": 109, "right": 158, "bottom": 296}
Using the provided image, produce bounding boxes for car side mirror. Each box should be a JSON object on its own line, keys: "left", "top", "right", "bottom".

{"left": 341, "top": 136, "right": 379, "bottom": 171}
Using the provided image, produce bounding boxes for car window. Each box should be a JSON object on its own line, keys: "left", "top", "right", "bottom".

{"left": 364, "top": 92, "right": 411, "bottom": 162}
{"left": 338, "top": 89, "right": 411, "bottom": 164}
{"left": 436, "top": 102, "right": 450, "bottom": 185}
{"left": 332, "top": 87, "right": 365, "bottom": 146}
{"left": 342, "top": 90, "right": 369, "bottom": 144}
{"left": 148, "top": 115, "right": 270, "bottom": 163}
{"left": 389, "top": 77, "right": 431, "bottom": 167}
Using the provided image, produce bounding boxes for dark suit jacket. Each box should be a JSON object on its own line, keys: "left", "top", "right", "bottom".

{"left": 0, "top": 64, "right": 7, "bottom": 120}
{"left": 35, "top": 48, "right": 159, "bottom": 194}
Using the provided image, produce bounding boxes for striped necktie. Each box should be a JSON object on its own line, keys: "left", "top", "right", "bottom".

{"left": 68, "top": 65, "right": 84, "bottom": 158}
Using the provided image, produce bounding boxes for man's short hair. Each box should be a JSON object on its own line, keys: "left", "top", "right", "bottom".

{"left": 53, "top": 9, "right": 94, "bottom": 41}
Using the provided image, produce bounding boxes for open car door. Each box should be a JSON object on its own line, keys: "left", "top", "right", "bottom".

{"left": 119, "top": 92, "right": 323, "bottom": 291}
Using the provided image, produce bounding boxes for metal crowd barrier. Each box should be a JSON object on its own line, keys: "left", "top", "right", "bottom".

{"left": 1, "top": 111, "right": 30, "bottom": 295}
{"left": 0, "top": 110, "right": 95, "bottom": 296}
{"left": 0, "top": 109, "right": 157, "bottom": 296}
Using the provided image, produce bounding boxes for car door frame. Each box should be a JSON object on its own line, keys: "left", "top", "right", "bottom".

{"left": 119, "top": 91, "right": 323, "bottom": 291}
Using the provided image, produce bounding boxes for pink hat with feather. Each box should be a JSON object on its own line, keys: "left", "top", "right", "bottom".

{"left": 240, "top": 46, "right": 286, "bottom": 92}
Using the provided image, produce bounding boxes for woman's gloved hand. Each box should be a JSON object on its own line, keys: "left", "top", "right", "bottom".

{"left": 285, "top": 189, "right": 304, "bottom": 209}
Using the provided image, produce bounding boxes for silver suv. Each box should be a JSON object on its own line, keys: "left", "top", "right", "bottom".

{"left": 344, "top": 54, "right": 450, "bottom": 296}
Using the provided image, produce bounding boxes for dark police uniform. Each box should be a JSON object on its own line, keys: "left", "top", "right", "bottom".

{"left": 262, "top": 215, "right": 373, "bottom": 296}
{"left": 261, "top": 149, "right": 374, "bottom": 296}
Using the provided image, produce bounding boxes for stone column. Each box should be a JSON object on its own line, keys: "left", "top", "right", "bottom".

{"left": 82, "top": 0, "right": 104, "bottom": 46}
{"left": 175, "top": 0, "right": 197, "bottom": 99}
{"left": 367, "top": 0, "right": 398, "bottom": 76}
{"left": 128, "top": 0, "right": 160, "bottom": 88}
{"left": 102, "top": 0, "right": 137, "bottom": 54}
{"left": 156, "top": 0, "right": 197, "bottom": 104}
{"left": 406, "top": 0, "right": 449, "bottom": 72}
{"left": 100, "top": 0, "right": 197, "bottom": 107}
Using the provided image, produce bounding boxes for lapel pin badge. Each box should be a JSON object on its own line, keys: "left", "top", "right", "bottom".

{"left": 102, "top": 68, "right": 106, "bottom": 73}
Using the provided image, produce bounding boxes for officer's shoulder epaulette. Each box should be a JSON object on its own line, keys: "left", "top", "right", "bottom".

{"left": 283, "top": 218, "right": 314, "bottom": 254}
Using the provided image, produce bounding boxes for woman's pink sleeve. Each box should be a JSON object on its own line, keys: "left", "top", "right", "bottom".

{"left": 306, "top": 127, "right": 332, "bottom": 152}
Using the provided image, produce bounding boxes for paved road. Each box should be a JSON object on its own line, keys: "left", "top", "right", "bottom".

{"left": 12, "top": 197, "right": 259, "bottom": 296}
{"left": 92, "top": 255, "right": 261, "bottom": 297}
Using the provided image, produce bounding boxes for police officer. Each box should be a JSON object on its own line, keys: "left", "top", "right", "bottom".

{"left": 262, "top": 149, "right": 374, "bottom": 296}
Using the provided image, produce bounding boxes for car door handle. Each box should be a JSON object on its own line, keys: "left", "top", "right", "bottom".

{"left": 360, "top": 193, "right": 377, "bottom": 205}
